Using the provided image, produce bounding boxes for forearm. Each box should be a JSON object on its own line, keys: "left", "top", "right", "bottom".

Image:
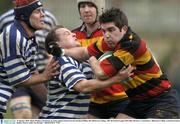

{"left": 74, "top": 77, "right": 118, "bottom": 94}
{"left": 89, "top": 56, "right": 108, "bottom": 80}
{"left": 30, "top": 83, "right": 47, "bottom": 101}
{"left": 64, "top": 47, "right": 90, "bottom": 61}
{"left": 74, "top": 65, "right": 134, "bottom": 94}
{"left": 19, "top": 73, "right": 47, "bottom": 86}
{"left": 20, "top": 58, "right": 59, "bottom": 86}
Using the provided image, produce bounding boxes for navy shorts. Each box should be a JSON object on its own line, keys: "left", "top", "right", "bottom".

{"left": 123, "top": 88, "right": 180, "bottom": 119}
{"left": 88, "top": 98, "right": 129, "bottom": 118}
{"left": 11, "top": 87, "right": 46, "bottom": 109}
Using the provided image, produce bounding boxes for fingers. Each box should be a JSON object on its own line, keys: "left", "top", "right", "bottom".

{"left": 50, "top": 60, "right": 60, "bottom": 76}
{"left": 126, "top": 65, "right": 135, "bottom": 74}
{"left": 119, "top": 65, "right": 135, "bottom": 77}
{"left": 43, "top": 58, "right": 60, "bottom": 80}
{"left": 49, "top": 57, "right": 57, "bottom": 64}
{"left": 120, "top": 66, "right": 126, "bottom": 71}
{"left": 48, "top": 58, "right": 60, "bottom": 69}
{"left": 113, "top": 65, "right": 135, "bottom": 83}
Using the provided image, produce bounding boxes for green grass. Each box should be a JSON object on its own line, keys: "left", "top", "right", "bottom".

{"left": 4, "top": 102, "right": 14, "bottom": 119}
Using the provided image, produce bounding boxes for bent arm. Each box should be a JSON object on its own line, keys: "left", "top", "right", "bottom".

{"left": 73, "top": 65, "right": 134, "bottom": 94}
{"left": 89, "top": 56, "right": 108, "bottom": 80}
{"left": 19, "top": 73, "right": 48, "bottom": 86}
{"left": 18, "top": 58, "right": 59, "bottom": 87}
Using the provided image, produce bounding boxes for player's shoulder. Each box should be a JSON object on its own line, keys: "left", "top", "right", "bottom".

{"left": 57, "top": 56, "right": 78, "bottom": 64}
{"left": 0, "top": 9, "right": 14, "bottom": 20}
{"left": 44, "top": 9, "right": 55, "bottom": 18}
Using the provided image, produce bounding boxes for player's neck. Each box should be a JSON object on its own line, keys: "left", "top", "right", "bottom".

{"left": 20, "top": 21, "right": 35, "bottom": 38}
{"left": 85, "top": 21, "right": 100, "bottom": 37}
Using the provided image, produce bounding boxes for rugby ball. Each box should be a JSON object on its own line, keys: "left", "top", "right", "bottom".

{"left": 98, "top": 51, "right": 113, "bottom": 61}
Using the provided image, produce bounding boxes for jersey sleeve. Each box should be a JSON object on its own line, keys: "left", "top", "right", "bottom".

{"left": 2, "top": 26, "right": 31, "bottom": 86}
{"left": 58, "top": 56, "right": 87, "bottom": 91}
{"left": 87, "top": 40, "right": 104, "bottom": 59}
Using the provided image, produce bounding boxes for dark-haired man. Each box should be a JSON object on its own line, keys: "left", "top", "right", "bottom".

{"left": 63, "top": 8, "right": 180, "bottom": 119}
{"left": 72, "top": 0, "right": 129, "bottom": 118}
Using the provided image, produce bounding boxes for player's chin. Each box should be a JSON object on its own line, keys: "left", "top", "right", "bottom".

{"left": 35, "top": 24, "right": 45, "bottom": 30}
{"left": 108, "top": 44, "right": 115, "bottom": 49}
{"left": 75, "top": 42, "right": 81, "bottom": 47}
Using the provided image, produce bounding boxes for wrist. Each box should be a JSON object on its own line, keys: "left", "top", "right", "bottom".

{"left": 40, "top": 73, "right": 48, "bottom": 82}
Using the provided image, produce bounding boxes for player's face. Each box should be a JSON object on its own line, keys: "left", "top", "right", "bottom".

{"left": 101, "top": 22, "right": 126, "bottom": 48}
{"left": 79, "top": 2, "right": 97, "bottom": 24}
{"left": 56, "top": 28, "right": 80, "bottom": 48}
{"left": 29, "top": 7, "right": 45, "bottom": 30}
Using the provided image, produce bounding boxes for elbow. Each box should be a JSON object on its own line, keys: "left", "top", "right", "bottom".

{"left": 73, "top": 80, "right": 92, "bottom": 94}
{"left": 77, "top": 87, "right": 91, "bottom": 94}
{"left": 75, "top": 86, "right": 91, "bottom": 94}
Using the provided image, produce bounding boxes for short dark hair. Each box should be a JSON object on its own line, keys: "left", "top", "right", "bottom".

{"left": 99, "top": 8, "right": 128, "bottom": 29}
{"left": 45, "top": 25, "right": 64, "bottom": 56}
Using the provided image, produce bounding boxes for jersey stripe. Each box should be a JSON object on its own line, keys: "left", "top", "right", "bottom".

{"left": 88, "top": 27, "right": 171, "bottom": 100}
{"left": 39, "top": 56, "right": 93, "bottom": 119}
{"left": 73, "top": 24, "right": 127, "bottom": 104}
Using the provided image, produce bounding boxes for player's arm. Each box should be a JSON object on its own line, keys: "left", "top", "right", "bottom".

{"left": 47, "top": 42, "right": 90, "bottom": 61}
{"left": 18, "top": 58, "right": 59, "bottom": 86}
{"left": 88, "top": 56, "right": 108, "bottom": 80}
{"left": 73, "top": 65, "right": 133, "bottom": 94}
{"left": 64, "top": 47, "right": 90, "bottom": 62}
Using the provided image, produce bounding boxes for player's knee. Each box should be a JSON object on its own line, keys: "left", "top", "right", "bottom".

{"left": 13, "top": 109, "right": 32, "bottom": 119}
{"left": 115, "top": 113, "right": 134, "bottom": 119}
{"left": 86, "top": 114, "right": 99, "bottom": 119}
{"left": 11, "top": 102, "right": 32, "bottom": 119}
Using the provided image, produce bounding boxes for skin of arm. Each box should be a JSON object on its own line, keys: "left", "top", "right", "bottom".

{"left": 73, "top": 65, "right": 134, "bottom": 94}
{"left": 18, "top": 58, "right": 60, "bottom": 87}
{"left": 64, "top": 47, "right": 90, "bottom": 62}
{"left": 88, "top": 56, "right": 109, "bottom": 80}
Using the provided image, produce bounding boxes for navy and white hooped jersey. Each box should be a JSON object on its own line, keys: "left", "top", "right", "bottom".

{"left": 39, "top": 56, "right": 93, "bottom": 119}
{"left": 0, "top": 9, "right": 58, "bottom": 72}
{"left": 0, "top": 9, "right": 14, "bottom": 33}
{"left": 0, "top": 20, "right": 38, "bottom": 114}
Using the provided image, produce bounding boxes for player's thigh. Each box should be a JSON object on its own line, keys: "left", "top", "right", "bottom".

{"left": 87, "top": 102, "right": 105, "bottom": 118}
{"left": 147, "top": 89, "right": 180, "bottom": 119}
{"left": 106, "top": 98, "right": 129, "bottom": 118}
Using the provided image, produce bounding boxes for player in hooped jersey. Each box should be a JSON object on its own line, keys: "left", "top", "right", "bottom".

{"left": 0, "top": 0, "right": 58, "bottom": 119}
{"left": 0, "top": 0, "right": 59, "bottom": 119}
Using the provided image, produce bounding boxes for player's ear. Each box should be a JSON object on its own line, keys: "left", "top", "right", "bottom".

{"left": 120, "top": 25, "right": 128, "bottom": 35}
{"left": 121, "top": 25, "right": 128, "bottom": 32}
